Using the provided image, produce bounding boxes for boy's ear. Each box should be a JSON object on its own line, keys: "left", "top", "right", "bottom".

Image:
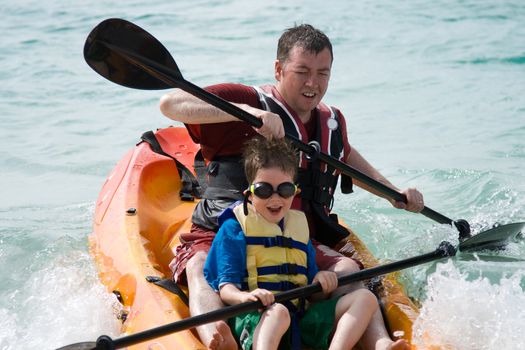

{"left": 295, "top": 187, "right": 301, "bottom": 195}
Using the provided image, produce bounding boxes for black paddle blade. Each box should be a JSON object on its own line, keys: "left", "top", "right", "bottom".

{"left": 459, "top": 222, "right": 525, "bottom": 252}
{"left": 55, "top": 342, "right": 96, "bottom": 350}
{"left": 84, "top": 18, "right": 179, "bottom": 90}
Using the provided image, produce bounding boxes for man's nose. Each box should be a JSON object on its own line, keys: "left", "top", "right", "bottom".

{"left": 304, "top": 73, "right": 317, "bottom": 87}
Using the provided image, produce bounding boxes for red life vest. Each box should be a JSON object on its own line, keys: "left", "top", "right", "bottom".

{"left": 254, "top": 85, "right": 353, "bottom": 247}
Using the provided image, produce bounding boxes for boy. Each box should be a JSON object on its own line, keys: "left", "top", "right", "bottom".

{"left": 204, "top": 137, "right": 378, "bottom": 350}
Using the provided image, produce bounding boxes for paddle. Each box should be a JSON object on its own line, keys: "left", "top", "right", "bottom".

{"left": 84, "top": 18, "right": 524, "bottom": 243}
{"left": 57, "top": 221, "right": 525, "bottom": 350}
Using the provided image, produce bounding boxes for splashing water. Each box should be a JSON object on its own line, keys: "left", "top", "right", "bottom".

{"left": 412, "top": 261, "right": 525, "bottom": 350}
{"left": 0, "top": 249, "right": 121, "bottom": 350}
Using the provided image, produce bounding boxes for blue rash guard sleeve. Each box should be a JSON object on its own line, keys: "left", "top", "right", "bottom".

{"left": 306, "top": 240, "right": 319, "bottom": 284}
{"left": 204, "top": 217, "right": 247, "bottom": 292}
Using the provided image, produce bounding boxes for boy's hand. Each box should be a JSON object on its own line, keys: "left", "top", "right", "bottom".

{"left": 237, "top": 288, "right": 275, "bottom": 306}
{"left": 313, "top": 271, "right": 338, "bottom": 295}
{"left": 249, "top": 288, "right": 275, "bottom": 306}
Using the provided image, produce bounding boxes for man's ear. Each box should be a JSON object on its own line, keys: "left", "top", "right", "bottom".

{"left": 274, "top": 59, "right": 282, "bottom": 81}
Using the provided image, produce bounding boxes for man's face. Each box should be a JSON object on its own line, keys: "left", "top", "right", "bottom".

{"left": 274, "top": 45, "right": 332, "bottom": 122}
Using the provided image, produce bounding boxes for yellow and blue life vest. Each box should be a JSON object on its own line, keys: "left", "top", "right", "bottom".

{"left": 232, "top": 205, "right": 310, "bottom": 292}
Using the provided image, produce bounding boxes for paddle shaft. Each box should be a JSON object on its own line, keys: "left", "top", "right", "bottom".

{"left": 102, "top": 41, "right": 454, "bottom": 227}
{"left": 95, "top": 242, "right": 455, "bottom": 349}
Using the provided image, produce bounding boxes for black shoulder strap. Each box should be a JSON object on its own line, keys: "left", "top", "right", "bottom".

{"left": 145, "top": 276, "right": 189, "bottom": 306}
{"left": 323, "top": 107, "right": 353, "bottom": 194}
{"left": 193, "top": 149, "right": 208, "bottom": 194}
{"left": 139, "top": 131, "right": 202, "bottom": 201}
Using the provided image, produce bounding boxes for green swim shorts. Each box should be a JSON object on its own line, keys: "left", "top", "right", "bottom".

{"left": 228, "top": 296, "right": 341, "bottom": 350}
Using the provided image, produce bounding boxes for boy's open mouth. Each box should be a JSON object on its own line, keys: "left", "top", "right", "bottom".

{"left": 267, "top": 205, "right": 283, "bottom": 214}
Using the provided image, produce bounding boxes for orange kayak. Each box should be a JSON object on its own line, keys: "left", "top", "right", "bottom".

{"left": 90, "top": 126, "right": 420, "bottom": 349}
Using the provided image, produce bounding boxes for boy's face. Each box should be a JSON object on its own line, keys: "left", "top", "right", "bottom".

{"left": 249, "top": 166, "right": 296, "bottom": 224}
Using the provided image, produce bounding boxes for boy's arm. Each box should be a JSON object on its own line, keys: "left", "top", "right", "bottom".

{"left": 219, "top": 284, "right": 275, "bottom": 306}
{"left": 310, "top": 271, "right": 338, "bottom": 302}
{"left": 305, "top": 240, "right": 338, "bottom": 301}
{"left": 204, "top": 218, "right": 246, "bottom": 291}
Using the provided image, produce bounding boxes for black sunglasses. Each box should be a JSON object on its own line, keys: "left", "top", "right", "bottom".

{"left": 249, "top": 182, "right": 297, "bottom": 199}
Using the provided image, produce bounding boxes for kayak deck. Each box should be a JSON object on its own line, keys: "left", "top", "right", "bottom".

{"left": 90, "top": 126, "right": 419, "bottom": 349}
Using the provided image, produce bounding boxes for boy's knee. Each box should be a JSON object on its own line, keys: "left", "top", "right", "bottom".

{"left": 273, "top": 303, "right": 291, "bottom": 323}
{"left": 356, "top": 289, "right": 379, "bottom": 310}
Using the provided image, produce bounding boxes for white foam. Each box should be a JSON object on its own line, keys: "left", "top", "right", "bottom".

{"left": 0, "top": 249, "right": 121, "bottom": 350}
{"left": 412, "top": 260, "right": 525, "bottom": 350}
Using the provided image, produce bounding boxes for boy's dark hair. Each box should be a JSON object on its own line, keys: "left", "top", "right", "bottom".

{"left": 277, "top": 24, "right": 333, "bottom": 64}
{"left": 243, "top": 137, "right": 299, "bottom": 184}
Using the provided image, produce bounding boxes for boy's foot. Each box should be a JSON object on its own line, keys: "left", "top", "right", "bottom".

{"left": 208, "top": 321, "right": 237, "bottom": 350}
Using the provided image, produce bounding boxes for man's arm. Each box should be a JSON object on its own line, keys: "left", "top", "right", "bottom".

{"left": 160, "top": 89, "right": 243, "bottom": 124}
{"left": 347, "top": 147, "right": 424, "bottom": 212}
{"left": 159, "top": 88, "right": 285, "bottom": 138}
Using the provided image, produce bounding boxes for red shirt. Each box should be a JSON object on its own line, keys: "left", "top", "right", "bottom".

{"left": 187, "top": 83, "right": 351, "bottom": 163}
{"left": 185, "top": 83, "right": 261, "bottom": 160}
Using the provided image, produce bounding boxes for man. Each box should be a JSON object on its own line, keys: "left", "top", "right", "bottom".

{"left": 160, "top": 24, "right": 422, "bottom": 350}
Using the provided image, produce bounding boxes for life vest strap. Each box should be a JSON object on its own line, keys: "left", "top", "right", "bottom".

{"left": 139, "top": 131, "right": 201, "bottom": 201}
{"left": 245, "top": 236, "right": 308, "bottom": 253}
{"left": 297, "top": 169, "right": 337, "bottom": 209}
{"left": 257, "top": 263, "right": 307, "bottom": 276}
{"left": 194, "top": 151, "right": 247, "bottom": 201}
{"left": 257, "top": 281, "right": 299, "bottom": 291}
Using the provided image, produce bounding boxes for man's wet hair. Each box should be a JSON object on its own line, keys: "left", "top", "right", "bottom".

{"left": 277, "top": 24, "right": 333, "bottom": 63}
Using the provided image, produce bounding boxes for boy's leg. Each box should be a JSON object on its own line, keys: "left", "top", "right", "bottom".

{"left": 329, "top": 289, "right": 378, "bottom": 350}
{"left": 252, "top": 303, "right": 290, "bottom": 350}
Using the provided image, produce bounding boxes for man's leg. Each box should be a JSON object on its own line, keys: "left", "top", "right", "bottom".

{"left": 186, "top": 251, "right": 237, "bottom": 350}
{"left": 359, "top": 311, "right": 409, "bottom": 350}
{"left": 316, "top": 244, "right": 409, "bottom": 350}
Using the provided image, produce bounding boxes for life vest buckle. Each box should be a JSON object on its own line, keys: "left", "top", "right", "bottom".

{"left": 305, "top": 141, "right": 321, "bottom": 162}
{"left": 275, "top": 236, "right": 293, "bottom": 248}
{"left": 179, "top": 191, "right": 195, "bottom": 202}
{"left": 276, "top": 281, "right": 298, "bottom": 291}
{"left": 281, "top": 263, "right": 298, "bottom": 274}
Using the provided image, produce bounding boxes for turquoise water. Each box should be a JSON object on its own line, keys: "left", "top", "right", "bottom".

{"left": 1, "top": 1, "right": 524, "bottom": 349}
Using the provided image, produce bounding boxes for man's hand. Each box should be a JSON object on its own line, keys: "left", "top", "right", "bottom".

{"left": 240, "top": 104, "right": 285, "bottom": 139}
{"left": 392, "top": 187, "right": 424, "bottom": 212}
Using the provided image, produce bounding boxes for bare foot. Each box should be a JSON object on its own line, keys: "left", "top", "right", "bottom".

{"left": 207, "top": 321, "right": 237, "bottom": 350}
{"left": 376, "top": 338, "right": 410, "bottom": 350}
{"left": 388, "top": 339, "right": 410, "bottom": 350}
